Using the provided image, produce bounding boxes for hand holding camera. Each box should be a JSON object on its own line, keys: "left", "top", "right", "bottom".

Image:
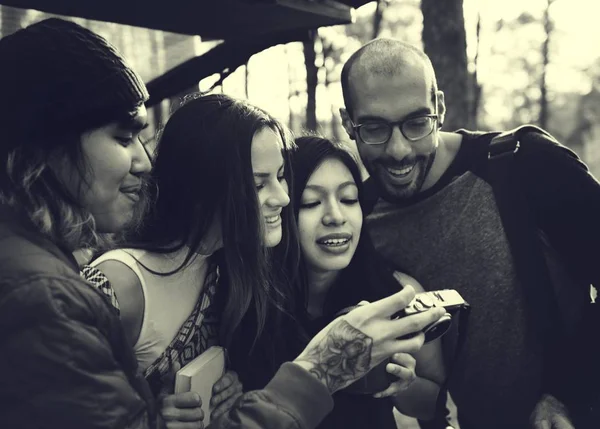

{"left": 339, "top": 288, "right": 469, "bottom": 395}
{"left": 394, "top": 289, "right": 469, "bottom": 343}
{"left": 293, "top": 286, "right": 446, "bottom": 395}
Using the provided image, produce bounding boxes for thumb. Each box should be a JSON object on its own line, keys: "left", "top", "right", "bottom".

{"left": 552, "top": 415, "right": 575, "bottom": 429}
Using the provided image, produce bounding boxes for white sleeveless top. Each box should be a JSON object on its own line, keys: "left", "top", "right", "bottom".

{"left": 91, "top": 247, "right": 209, "bottom": 372}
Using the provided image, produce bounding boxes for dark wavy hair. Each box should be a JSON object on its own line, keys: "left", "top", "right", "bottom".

{"left": 0, "top": 103, "right": 147, "bottom": 252}
{"left": 125, "top": 93, "right": 300, "bottom": 349}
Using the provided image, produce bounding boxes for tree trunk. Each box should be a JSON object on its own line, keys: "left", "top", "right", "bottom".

{"left": 471, "top": 11, "right": 482, "bottom": 128}
{"left": 372, "top": 0, "right": 386, "bottom": 40}
{"left": 303, "top": 30, "right": 318, "bottom": 132}
{"left": 421, "top": 0, "right": 473, "bottom": 131}
{"left": 245, "top": 63, "right": 250, "bottom": 99}
{"left": 539, "top": 0, "right": 555, "bottom": 129}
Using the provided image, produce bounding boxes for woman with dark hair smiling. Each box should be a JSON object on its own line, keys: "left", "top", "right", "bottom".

{"left": 261, "top": 135, "right": 447, "bottom": 429}
{"left": 87, "top": 93, "right": 301, "bottom": 426}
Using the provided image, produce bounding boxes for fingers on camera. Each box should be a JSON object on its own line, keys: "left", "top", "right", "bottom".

{"left": 371, "top": 286, "right": 416, "bottom": 317}
{"left": 390, "top": 352, "right": 416, "bottom": 369}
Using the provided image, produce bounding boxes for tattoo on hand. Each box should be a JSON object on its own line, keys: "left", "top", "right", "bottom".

{"left": 298, "top": 319, "right": 373, "bottom": 393}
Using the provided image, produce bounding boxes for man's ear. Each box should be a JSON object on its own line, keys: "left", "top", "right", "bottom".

{"left": 436, "top": 90, "right": 446, "bottom": 129}
{"left": 340, "top": 107, "right": 355, "bottom": 140}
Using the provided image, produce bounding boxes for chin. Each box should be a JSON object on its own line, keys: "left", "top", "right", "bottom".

{"left": 318, "top": 256, "right": 353, "bottom": 272}
{"left": 94, "top": 214, "right": 132, "bottom": 235}
{"left": 264, "top": 231, "right": 282, "bottom": 248}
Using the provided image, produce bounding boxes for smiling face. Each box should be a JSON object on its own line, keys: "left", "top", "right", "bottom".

{"left": 53, "top": 105, "right": 151, "bottom": 233}
{"left": 297, "top": 157, "right": 363, "bottom": 274}
{"left": 342, "top": 59, "right": 445, "bottom": 202}
{"left": 251, "top": 127, "right": 291, "bottom": 248}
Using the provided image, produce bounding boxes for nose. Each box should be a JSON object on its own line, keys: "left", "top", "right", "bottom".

{"left": 384, "top": 125, "right": 412, "bottom": 160}
{"left": 131, "top": 138, "right": 152, "bottom": 175}
{"left": 265, "top": 179, "right": 290, "bottom": 208}
{"left": 323, "top": 200, "right": 345, "bottom": 226}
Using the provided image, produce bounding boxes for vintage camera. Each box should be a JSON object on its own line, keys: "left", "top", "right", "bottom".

{"left": 339, "top": 289, "right": 469, "bottom": 395}
{"left": 395, "top": 289, "right": 469, "bottom": 343}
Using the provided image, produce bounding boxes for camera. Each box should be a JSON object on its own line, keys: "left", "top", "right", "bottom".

{"left": 394, "top": 289, "right": 469, "bottom": 343}
{"left": 338, "top": 289, "right": 469, "bottom": 395}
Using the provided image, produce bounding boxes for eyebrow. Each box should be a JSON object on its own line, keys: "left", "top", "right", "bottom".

{"left": 254, "top": 163, "right": 285, "bottom": 179}
{"left": 304, "top": 181, "right": 358, "bottom": 192}
{"left": 357, "top": 107, "right": 432, "bottom": 123}
{"left": 117, "top": 118, "right": 149, "bottom": 132}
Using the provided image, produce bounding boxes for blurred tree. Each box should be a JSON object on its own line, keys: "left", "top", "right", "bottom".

{"left": 303, "top": 29, "right": 319, "bottom": 132}
{"left": 539, "top": 0, "right": 557, "bottom": 129}
{"left": 421, "top": 0, "right": 474, "bottom": 130}
{"left": 471, "top": 11, "right": 482, "bottom": 127}
{"left": 372, "top": 0, "right": 387, "bottom": 39}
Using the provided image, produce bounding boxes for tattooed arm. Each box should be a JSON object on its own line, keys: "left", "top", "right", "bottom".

{"left": 294, "top": 286, "right": 446, "bottom": 394}
{"left": 294, "top": 319, "right": 373, "bottom": 393}
{"left": 208, "top": 288, "right": 445, "bottom": 429}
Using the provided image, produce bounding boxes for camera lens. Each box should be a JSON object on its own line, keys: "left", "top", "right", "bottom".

{"left": 423, "top": 313, "right": 452, "bottom": 343}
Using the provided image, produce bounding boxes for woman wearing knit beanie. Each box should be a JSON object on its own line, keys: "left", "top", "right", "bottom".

{"left": 0, "top": 17, "right": 156, "bottom": 428}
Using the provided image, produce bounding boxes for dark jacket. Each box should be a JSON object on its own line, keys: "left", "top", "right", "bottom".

{"left": 0, "top": 206, "right": 334, "bottom": 429}
{"left": 0, "top": 206, "right": 155, "bottom": 429}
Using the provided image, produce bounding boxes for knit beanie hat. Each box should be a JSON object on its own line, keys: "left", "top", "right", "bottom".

{"left": 0, "top": 18, "right": 149, "bottom": 151}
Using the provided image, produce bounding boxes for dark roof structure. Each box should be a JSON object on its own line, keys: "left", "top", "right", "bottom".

{"left": 0, "top": 0, "right": 370, "bottom": 103}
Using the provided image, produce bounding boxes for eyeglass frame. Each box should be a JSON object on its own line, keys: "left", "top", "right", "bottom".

{"left": 349, "top": 96, "right": 441, "bottom": 145}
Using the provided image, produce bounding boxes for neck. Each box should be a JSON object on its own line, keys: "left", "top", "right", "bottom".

{"left": 422, "top": 130, "right": 462, "bottom": 191}
{"left": 306, "top": 268, "right": 340, "bottom": 319}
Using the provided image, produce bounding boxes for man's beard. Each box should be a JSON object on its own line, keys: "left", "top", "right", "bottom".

{"left": 369, "top": 152, "right": 436, "bottom": 203}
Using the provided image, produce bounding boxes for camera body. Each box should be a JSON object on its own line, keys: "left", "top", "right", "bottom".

{"left": 395, "top": 289, "right": 468, "bottom": 343}
{"left": 340, "top": 289, "right": 469, "bottom": 395}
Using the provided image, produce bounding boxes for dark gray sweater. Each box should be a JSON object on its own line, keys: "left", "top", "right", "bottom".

{"left": 364, "top": 129, "right": 600, "bottom": 429}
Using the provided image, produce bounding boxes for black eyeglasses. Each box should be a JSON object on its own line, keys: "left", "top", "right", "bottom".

{"left": 351, "top": 114, "right": 439, "bottom": 145}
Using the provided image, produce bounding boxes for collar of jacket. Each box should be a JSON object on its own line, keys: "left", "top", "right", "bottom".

{"left": 0, "top": 203, "right": 80, "bottom": 273}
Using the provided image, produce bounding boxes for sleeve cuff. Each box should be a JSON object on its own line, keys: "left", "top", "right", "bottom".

{"left": 264, "top": 362, "right": 334, "bottom": 428}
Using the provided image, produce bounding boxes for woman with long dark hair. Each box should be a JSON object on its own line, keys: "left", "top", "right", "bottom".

{"left": 253, "top": 135, "right": 447, "bottom": 428}
{"left": 87, "top": 93, "right": 301, "bottom": 425}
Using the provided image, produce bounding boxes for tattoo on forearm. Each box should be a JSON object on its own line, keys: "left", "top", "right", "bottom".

{"left": 298, "top": 319, "right": 373, "bottom": 393}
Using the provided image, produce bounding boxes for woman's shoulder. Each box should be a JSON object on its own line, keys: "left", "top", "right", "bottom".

{"left": 91, "top": 248, "right": 145, "bottom": 268}
{"left": 88, "top": 253, "right": 145, "bottom": 347}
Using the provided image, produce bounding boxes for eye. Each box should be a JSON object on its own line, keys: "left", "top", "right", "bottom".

{"left": 277, "top": 175, "right": 286, "bottom": 183}
{"left": 341, "top": 198, "right": 359, "bottom": 205}
{"left": 115, "top": 136, "right": 134, "bottom": 146}
{"left": 255, "top": 183, "right": 265, "bottom": 191}
{"left": 405, "top": 117, "right": 431, "bottom": 129}
{"left": 300, "top": 201, "right": 320, "bottom": 209}
{"left": 362, "top": 122, "right": 388, "bottom": 132}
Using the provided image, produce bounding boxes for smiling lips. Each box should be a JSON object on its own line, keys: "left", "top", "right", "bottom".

{"left": 265, "top": 213, "right": 281, "bottom": 227}
{"left": 382, "top": 163, "right": 416, "bottom": 185}
{"left": 121, "top": 185, "right": 141, "bottom": 202}
{"left": 316, "top": 233, "right": 352, "bottom": 254}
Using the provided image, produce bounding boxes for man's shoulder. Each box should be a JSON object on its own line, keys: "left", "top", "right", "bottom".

{"left": 456, "top": 126, "right": 579, "bottom": 173}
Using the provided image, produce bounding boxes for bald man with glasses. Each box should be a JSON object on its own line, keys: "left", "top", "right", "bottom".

{"left": 339, "top": 38, "right": 600, "bottom": 429}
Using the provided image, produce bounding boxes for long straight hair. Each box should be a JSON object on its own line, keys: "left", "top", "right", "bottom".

{"left": 289, "top": 136, "right": 366, "bottom": 311}
{"left": 291, "top": 135, "right": 404, "bottom": 321}
{"left": 125, "top": 93, "right": 300, "bottom": 349}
